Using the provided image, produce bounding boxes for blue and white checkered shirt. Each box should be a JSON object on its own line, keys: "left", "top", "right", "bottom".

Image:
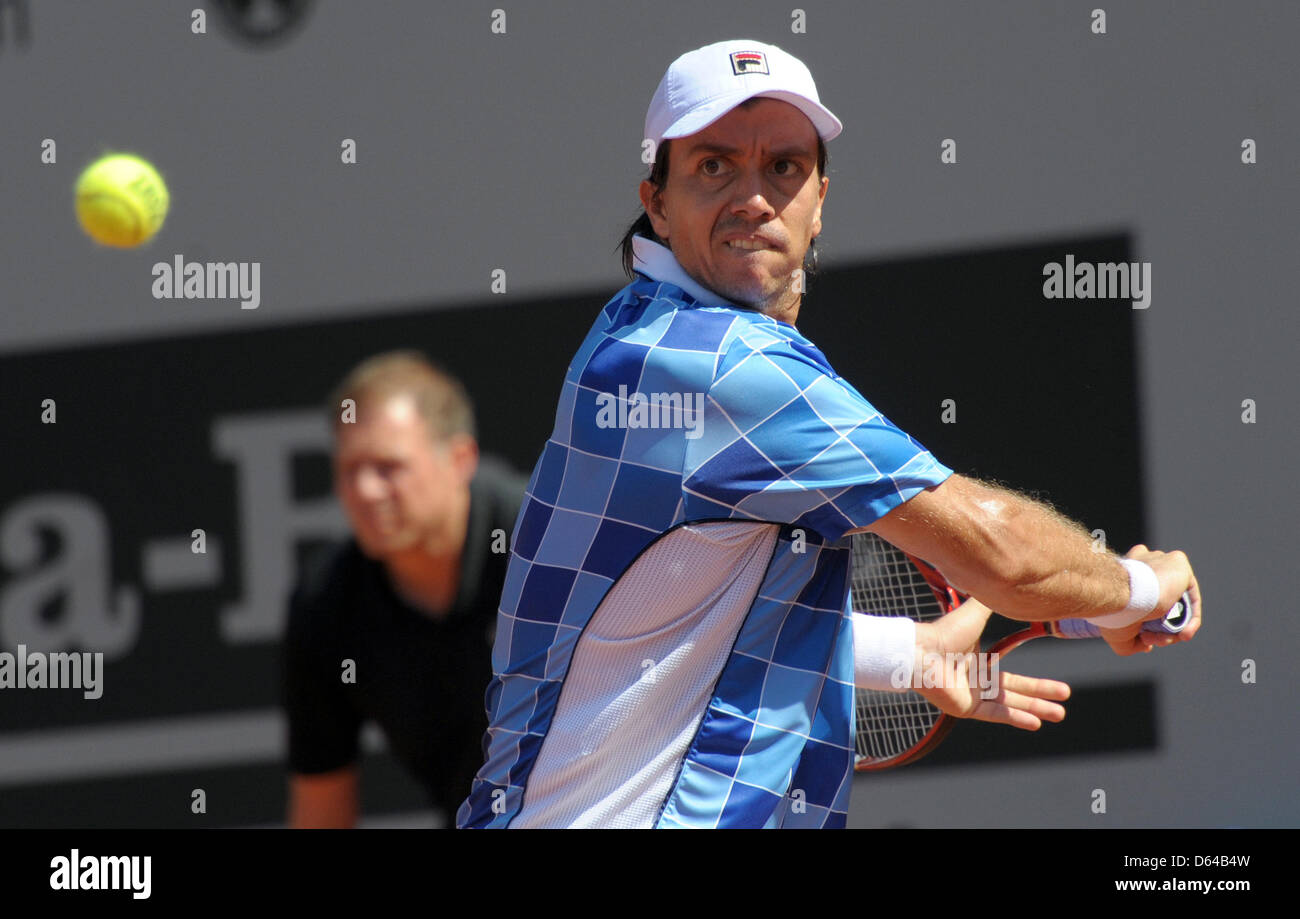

{"left": 458, "top": 237, "right": 952, "bottom": 828}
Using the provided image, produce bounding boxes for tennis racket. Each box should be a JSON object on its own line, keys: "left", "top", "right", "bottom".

{"left": 850, "top": 531, "right": 1192, "bottom": 771}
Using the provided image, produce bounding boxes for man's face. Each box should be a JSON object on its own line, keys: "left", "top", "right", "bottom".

{"left": 640, "top": 97, "right": 828, "bottom": 319}
{"left": 332, "top": 394, "right": 469, "bottom": 558}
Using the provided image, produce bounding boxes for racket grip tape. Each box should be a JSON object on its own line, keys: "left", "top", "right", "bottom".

{"left": 1052, "top": 591, "right": 1193, "bottom": 639}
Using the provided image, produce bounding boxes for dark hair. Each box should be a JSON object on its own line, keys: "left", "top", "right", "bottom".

{"left": 617, "top": 120, "right": 829, "bottom": 283}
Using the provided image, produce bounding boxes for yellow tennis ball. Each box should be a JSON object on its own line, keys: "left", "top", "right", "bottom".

{"left": 75, "top": 153, "right": 170, "bottom": 248}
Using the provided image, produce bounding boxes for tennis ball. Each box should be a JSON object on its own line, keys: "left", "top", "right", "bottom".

{"left": 74, "top": 153, "right": 170, "bottom": 247}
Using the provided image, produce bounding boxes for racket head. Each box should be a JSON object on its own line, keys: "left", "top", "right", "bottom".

{"left": 850, "top": 533, "right": 965, "bottom": 771}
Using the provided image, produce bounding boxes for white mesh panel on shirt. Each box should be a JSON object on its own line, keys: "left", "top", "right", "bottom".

{"left": 511, "top": 521, "right": 779, "bottom": 828}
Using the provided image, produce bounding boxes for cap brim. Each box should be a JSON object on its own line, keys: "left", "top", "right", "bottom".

{"left": 661, "top": 89, "right": 842, "bottom": 144}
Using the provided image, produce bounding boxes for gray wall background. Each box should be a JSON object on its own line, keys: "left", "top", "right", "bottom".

{"left": 1, "top": 1, "right": 1295, "bottom": 827}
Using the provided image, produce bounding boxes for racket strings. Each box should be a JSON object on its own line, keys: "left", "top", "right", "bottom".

{"left": 850, "top": 534, "right": 950, "bottom": 766}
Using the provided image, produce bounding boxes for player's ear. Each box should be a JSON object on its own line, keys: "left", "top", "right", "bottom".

{"left": 810, "top": 175, "right": 828, "bottom": 238}
{"left": 444, "top": 433, "right": 479, "bottom": 484}
{"left": 639, "top": 179, "right": 670, "bottom": 240}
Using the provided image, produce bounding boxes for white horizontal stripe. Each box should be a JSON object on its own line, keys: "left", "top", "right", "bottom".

{"left": 0, "top": 710, "right": 386, "bottom": 787}
{"left": 141, "top": 536, "right": 224, "bottom": 590}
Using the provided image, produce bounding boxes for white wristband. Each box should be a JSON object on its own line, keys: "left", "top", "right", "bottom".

{"left": 851, "top": 613, "right": 916, "bottom": 691}
{"left": 1086, "top": 558, "right": 1160, "bottom": 629}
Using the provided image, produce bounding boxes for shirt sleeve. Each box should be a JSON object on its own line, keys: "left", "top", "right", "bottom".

{"left": 282, "top": 579, "right": 362, "bottom": 775}
{"left": 683, "top": 336, "right": 952, "bottom": 541}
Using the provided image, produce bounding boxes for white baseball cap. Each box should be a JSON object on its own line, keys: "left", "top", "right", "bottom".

{"left": 644, "top": 39, "right": 842, "bottom": 153}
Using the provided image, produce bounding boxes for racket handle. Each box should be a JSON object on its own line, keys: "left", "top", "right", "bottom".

{"left": 1051, "top": 592, "right": 1193, "bottom": 639}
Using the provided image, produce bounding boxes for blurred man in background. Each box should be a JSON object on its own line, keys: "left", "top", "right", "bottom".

{"left": 283, "top": 351, "right": 526, "bottom": 827}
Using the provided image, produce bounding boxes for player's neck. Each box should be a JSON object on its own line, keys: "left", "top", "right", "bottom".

{"left": 746, "top": 275, "right": 802, "bottom": 326}
{"left": 756, "top": 290, "right": 800, "bottom": 326}
{"left": 762, "top": 298, "right": 800, "bottom": 326}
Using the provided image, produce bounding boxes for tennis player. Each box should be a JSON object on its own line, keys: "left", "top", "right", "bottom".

{"left": 457, "top": 39, "right": 1200, "bottom": 829}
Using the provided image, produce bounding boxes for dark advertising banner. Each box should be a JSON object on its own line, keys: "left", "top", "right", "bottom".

{"left": 0, "top": 234, "right": 1147, "bottom": 826}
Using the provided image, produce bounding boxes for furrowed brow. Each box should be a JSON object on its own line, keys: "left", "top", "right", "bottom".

{"left": 684, "top": 142, "right": 814, "bottom": 160}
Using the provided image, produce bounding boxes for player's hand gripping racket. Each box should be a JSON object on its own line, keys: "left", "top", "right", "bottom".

{"left": 850, "top": 532, "right": 1192, "bottom": 771}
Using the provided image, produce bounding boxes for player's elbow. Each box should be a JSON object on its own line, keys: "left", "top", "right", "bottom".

{"left": 939, "top": 479, "right": 1034, "bottom": 593}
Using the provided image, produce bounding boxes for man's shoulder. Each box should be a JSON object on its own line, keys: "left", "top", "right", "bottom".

{"left": 605, "top": 276, "right": 815, "bottom": 365}
{"left": 287, "top": 538, "right": 369, "bottom": 630}
{"left": 712, "top": 320, "right": 838, "bottom": 390}
{"left": 472, "top": 454, "right": 528, "bottom": 522}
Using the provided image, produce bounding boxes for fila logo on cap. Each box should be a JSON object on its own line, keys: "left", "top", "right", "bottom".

{"left": 643, "top": 41, "right": 843, "bottom": 149}
{"left": 729, "top": 50, "right": 769, "bottom": 75}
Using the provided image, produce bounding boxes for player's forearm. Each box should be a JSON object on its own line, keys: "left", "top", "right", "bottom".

{"left": 946, "top": 485, "right": 1129, "bottom": 620}
{"left": 867, "top": 475, "right": 1131, "bottom": 621}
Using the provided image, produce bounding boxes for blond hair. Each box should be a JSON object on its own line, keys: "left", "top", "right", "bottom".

{"left": 328, "top": 350, "right": 475, "bottom": 442}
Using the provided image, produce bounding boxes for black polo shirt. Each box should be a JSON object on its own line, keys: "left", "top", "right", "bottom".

{"left": 282, "top": 456, "right": 526, "bottom": 817}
